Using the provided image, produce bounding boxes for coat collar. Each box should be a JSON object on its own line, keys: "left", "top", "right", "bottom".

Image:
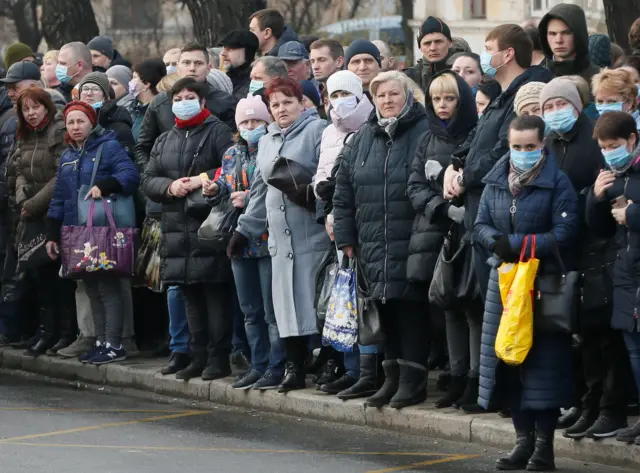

{"left": 268, "top": 108, "right": 321, "bottom": 139}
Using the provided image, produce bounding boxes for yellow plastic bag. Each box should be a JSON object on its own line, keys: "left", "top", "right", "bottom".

{"left": 495, "top": 235, "right": 538, "bottom": 366}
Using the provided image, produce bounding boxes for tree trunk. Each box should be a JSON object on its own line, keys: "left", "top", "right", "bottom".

{"left": 603, "top": 0, "right": 640, "bottom": 52}
{"left": 10, "top": 0, "right": 40, "bottom": 50}
{"left": 400, "top": 0, "right": 414, "bottom": 66}
{"left": 41, "top": 0, "right": 99, "bottom": 49}
{"left": 183, "top": 0, "right": 266, "bottom": 47}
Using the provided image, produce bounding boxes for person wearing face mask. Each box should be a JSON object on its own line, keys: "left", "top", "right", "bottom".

{"left": 106, "top": 65, "right": 134, "bottom": 115}
{"left": 475, "top": 115, "right": 579, "bottom": 471}
{"left": 592, "top": 68, "right": 640, "bottom": 129}
{"left": 55, "top": 42, "right": 93, "bottom": 103}
{"left": 202, "top": 94, "right": 286, "bottom": 390}
{"left": 78, "top": 72, "right": 134, "bottom": 156}
{"left": 142, "top": 78, "right": 234, "bottom": 381}
{"left": 312, "top": 70, "right": 379, "bottom": 398}
{"left": 406, "top": 70, "right": 478, "bottom": 410}
{"left": 129, "top": 59, "right": 166, "bottom": 142}
{"left": 541, "top": 78, "right": 630, "bottom": 439}
{"left": 587, "top": 111, "right": 640, "bottom": 446}
{"left": 163, "top": 48, "right": 180, "bottom": 75}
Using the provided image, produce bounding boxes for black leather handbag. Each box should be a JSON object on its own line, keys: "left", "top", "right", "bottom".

{"left": 267, "top": 156, "right": 315, "bottom": 211}
{"left": 533, "top": 242, "right": 580, "bottom": 334}
{"left": 356, "top": 258, "right": 385, "bottom": 346}
{"left": 185, "top": 126, "right": 216, "bottom": 219}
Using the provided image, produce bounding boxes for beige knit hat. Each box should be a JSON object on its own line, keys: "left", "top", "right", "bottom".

{"left": 514, "top": 81, "right": 546, "bottom": 116}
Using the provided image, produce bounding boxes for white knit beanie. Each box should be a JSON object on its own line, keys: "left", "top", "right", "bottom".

{"left": 327, "top": 71, "right": 363, "bottom": 100}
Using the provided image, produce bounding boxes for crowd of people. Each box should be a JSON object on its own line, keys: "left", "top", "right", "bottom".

{"left": 1, "top": 3, "right": 640, "bottom": 470}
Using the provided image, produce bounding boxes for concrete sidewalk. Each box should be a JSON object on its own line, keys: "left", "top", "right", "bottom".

{"left": 1, "top": 347, "right": 638, "bottom": 469}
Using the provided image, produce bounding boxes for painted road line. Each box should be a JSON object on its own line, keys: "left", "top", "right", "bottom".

{"left": 366, "top": 454, "right": 480, "bottom": 473}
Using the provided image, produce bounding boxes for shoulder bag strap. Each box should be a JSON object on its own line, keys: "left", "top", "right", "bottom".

{"left": 187, "top": 125, "right": 216, "bottom": 177}
{"left": 234, "top": 150, "right": 244, "bottom": 192}
{"left": 88, "top": 144, "right": 105, "bottom": 188}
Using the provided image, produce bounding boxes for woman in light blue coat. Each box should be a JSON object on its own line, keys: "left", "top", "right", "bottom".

{"left": 230, "top": 78, "right": 328, "bottom": 393}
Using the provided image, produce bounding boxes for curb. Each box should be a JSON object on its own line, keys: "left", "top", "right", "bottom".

{"left": 1, "top": 347, "right": 638, "bottom": 468}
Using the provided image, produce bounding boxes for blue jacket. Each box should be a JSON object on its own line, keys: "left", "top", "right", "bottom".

{"left": 47, "top": 128, "right": 140, "bottom": 232}
{"left": 474, "top": 153, "right": 579, "bottom": 411}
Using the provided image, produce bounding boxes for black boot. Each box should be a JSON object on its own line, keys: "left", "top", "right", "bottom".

{"left": 496, "top": 431, "right": 535, "bottom": 470}
{"left": 435, "top": 375, "right": 466, "bottom": 408}
{"left": 47, "top": 295, "right": 77, "bottom": 356}
{"left": 365, "top": 359, "right": 399, "bottom": 408}
{"left": 45, "top": 336, "right": 75, "bottom": 356}
{"left": 389, "top": 359, "right": 428, "bottom": 409}
{"left": 454, "top": 376, "right": 480, "bottom": 409}
{"left": 338, "top": 354, "right": 385, "bottom": 400}
{"left": 321, "top": 374, "right": 357, "bottom": 394}
{"left": 202, "top": 355, "right": 232, "bottom": 381}
{"left": 556, "top": 407, "right": 581, "bottom": 429}
{"left": 278, "top": 361, "right": 306, "bottom": 393}
{"left": 25, "top": 326, "right": 54, "bottom": 357}
{"left": 175, "top": 353, "right": 206, "bottom": 380}
{"left": 436, "top": 371, "right": 451, "bottom": 392}
{"left": 526, "top": 430, "right": 556, "bottom": 471}
{"left": 161, "top": 352, "right": 191, "bottom": 375}
{"left": 315, "top": 358, "right": 344, "bottom": 388}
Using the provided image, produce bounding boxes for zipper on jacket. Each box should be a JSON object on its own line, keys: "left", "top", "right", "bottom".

{"left": 382, "top": 139, "right": 393, "bottom": 304}
{"left": 634, "top": 287, "right": 640, "bottom": 332}
{"left": 509, "top": 198, "right": 517, "bottom": 232}
{"left": 61, "top": 159, "right": 78, "bottom": 171}
{"left": 29, "top": 134, "right": 39, "bottom": 179}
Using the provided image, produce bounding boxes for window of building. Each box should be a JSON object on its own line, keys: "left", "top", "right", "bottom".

{"left": 469, "top": 0, "right": 486, "bottom": 19}
{"left": 111, "top": 0, "right": 162, "bottom": 30}
{"left": 532, "top": 0, "right": 550, "bottom": 15}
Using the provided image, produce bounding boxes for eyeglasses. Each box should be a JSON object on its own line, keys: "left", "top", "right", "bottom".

{"left": 80, "top": 86, "right": 102, "bottom": 94}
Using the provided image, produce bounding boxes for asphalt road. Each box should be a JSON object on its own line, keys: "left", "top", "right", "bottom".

{"left": 0, "top": 374, "right": 635, "bottom": 473}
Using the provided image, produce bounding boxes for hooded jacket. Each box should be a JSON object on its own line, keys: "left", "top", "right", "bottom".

{"left": 0, "top": 87, "right": 16, "bottom": 168}
{"left": 97, "top": 100, "right": 135, "bottom": 157}
{"left": 539, "top": 3, "right": 601, "bottom": 82}
{"left": 404, "top": 49, "right": 453, "bottom": 93}
{"left": 111, "top": 49, "right": 132, "bottom": 69}
{"left": 406, "top": 71, "right": 477, "bottom": 282}
{"left": 265, "top": 26, "right": 300, "bottom": 57}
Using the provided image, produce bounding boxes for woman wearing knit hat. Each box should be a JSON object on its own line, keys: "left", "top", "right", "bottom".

{"left": 78, "top": 71, "right": 135, "bottom": 155}
{"left": 514, "top": 81, "right": 546, "bottom": 117}
{"left": 106, "top": 65, "right": 134, "bottom": 111}
{"left": 542, "top": 77, "right": 629, "bottom": 441}
{"left": 46, "top": 100, "right": 140, "bottom": 365}
{"left": 141, "top": 78, "right": 235, "bottom": 382}
{"left": 202, "top": 93, "right": 283, "bottom": 390}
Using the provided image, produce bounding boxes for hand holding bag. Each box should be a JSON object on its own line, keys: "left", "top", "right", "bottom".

{"left": 267, "top": 156, "right": 316, "bottom": 211}
{"left": 314, "top": 245, "right": 340, "bottom": 332}
{"left": 322, "top": 256, "right": 358, "bottom": 352}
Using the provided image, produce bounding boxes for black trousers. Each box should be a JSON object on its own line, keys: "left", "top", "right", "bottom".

{"left": 283, "top": 335, "right": 309, "bottom": 366}
{"left": 182, "top": 283, "right": 232, "bottom": 360}
{"left": 378, "top": 299, "right": 430, "bottom": 365}
{"left": 580, "top": 327, "right": 631, "bottom": 417}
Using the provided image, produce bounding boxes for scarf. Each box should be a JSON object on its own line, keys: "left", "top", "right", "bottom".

{"left": 376, "top": 92, "right": 414, "bottom": 138}
{"left": 175, "top": 108, "right": 211, "bottom": 129}
{"left": 508, "top": 154, "right": 547, "bottom": 197}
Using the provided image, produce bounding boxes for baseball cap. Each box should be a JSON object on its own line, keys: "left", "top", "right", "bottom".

{"left": 277, "top": 41, "right": 309, "bottom": 61}
{"left": 0, "top": 61, "right": 41, "bottom": 84}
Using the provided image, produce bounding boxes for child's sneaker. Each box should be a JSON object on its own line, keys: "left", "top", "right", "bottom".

{"left": 89, "top": 343, "right": 127, "bottom": 365}
{"left": 79, "top": 342, "right": 103, "bottom": 363}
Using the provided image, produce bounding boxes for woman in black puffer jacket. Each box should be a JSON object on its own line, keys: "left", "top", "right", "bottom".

{"left": 333, "top": 71, "right": 429, "bottom": 410}
{"left": 406, "top": 70, "right": 478, "bottom": 409}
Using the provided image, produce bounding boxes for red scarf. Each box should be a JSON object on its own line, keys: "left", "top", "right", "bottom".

{"left": 175, "top": 108, "right": 211, "bottom": 129}
{"left": 27, "top": 114, "right": 50, "bottom": 132}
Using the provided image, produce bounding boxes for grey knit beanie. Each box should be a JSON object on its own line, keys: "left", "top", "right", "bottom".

{"left": 540, "top": 78, "right": 583, "bottom": 113}
{"left": 106, "top": 65, "right": 133, "bottom": 88}
{"left": 78, "top": 71, "right": 111, "bottom": 99}
{"left": 207, "top": 69, "right": 233, "bottom": 95}
{"left": 87, "top": 36, "right": 114, "bottom": 59}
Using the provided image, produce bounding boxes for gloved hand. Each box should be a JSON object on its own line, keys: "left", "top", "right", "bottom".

{"left": 425, "top": 160, "right": 444, "bottom": 181}
{"left": 315, "top": 178, "right": 335, "bottom": 201}
{"left": 447, "top": 205, "right": 465, "bottom": 224}
{"left": 226, "top": 231, "right": 248, "bottom": 259}
{"left": 289, "top": 184, "right": 316, "bottom": 212}
{"left": 492, "top": 234, "right": 518, "bottom": 262}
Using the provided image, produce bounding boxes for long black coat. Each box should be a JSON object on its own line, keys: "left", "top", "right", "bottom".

{"left": 406, "top": 71, "right": 477, "bottom": 282}
{"left": 141, "top": 115, "right": 234, "bottom": 285}
{"left": 333, "top": 101, "right": 429, "bottom": 301}
{"left": 98, "top": 100, "right": 134, "bottom": 157}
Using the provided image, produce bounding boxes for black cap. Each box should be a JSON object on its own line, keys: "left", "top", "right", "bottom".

{"left": 219, "top": 30, "right": 259, "bottom": 58}
{"left": 0, "top": 61, "right": 41, "bottom": 84}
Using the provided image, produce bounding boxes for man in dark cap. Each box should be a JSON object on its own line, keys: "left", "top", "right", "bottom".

{"left": 278, "top": 41, "right": 311, "bottom": 82}
{"left": 219, "top": 30, "right": 259, "bottom": 101}
{"left": 345, "top": 39, "right": 381, "bottom": 96}
{"left": 87, "top": 35, "right": 131, "bottom": 72}
{"left": 405, "top": 16, "right": 453, "bottom": 91}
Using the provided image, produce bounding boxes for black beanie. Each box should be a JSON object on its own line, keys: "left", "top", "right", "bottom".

{"left": 418, "top": 16, "right": 452, "bottom": 45}
{"left": 345, "top": 39, "right": 382, "bottom": 67}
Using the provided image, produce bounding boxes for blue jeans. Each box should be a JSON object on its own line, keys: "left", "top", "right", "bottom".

{"left": 623, "top": 331, "right": 640, "bottom": 392}
{"left": 232, "top": 257, "right": 285, "bottom": 376}
{"left": 167, "top": 286, "right": 189, "bottom": 354}
{"left": 343, "top": 344, "right": 382, "bottom": 378}
{"left": 231, "top": 288, "right": 249, "bottom": 356}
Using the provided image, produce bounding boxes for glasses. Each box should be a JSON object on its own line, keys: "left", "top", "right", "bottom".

{"left": 81, "top": 86, "right": 102, "bottom": 95}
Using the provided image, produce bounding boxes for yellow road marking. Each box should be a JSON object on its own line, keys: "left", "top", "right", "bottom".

{"left": 0, "top": 408, "right": 198, "bottom": 413}
{"left": 365, "top": 454, "right": 479, "bottom": 473}
{"left": 0, "top": 411, "right": 207, "bottom": 443}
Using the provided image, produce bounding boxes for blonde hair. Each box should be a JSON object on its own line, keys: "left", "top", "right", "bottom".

{"left": 43, "top": 50, "right": 59, "bottom": 63}
{"left": 620, "top": 65, "right": 640, "bottom": 83}
{"left": 429, "top": 73, "right": 460, "bottom": 100}
{"left": 370, "top": 71, "right": 411, "bottom": 99}
{"left": 592, "top": 68, "right": 638, "bottom": 108}
{"left": 407, "top": 77, "right": 425, "bottom": 105}
{"left": 157, "top": 72, "right": 181, "bottom": 93}
{"left": 563, "top": 75, "right": 591, "bottom": 107}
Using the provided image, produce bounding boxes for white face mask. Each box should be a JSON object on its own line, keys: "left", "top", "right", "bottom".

{"left": 330, "top": 95, "right": 358, "bottom": 118}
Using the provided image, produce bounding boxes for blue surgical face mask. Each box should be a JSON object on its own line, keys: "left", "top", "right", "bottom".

{"left": 91, "top": 101, "right": 103, "bottom": 110}
{"left": 55, "top": 64, "right": 73, "bottom": 84}
{"left": 172, "top": 99, "right": 201, "bottom": 120}
{"left": 544, "top": 122, "right": 552, "bottom": 137}
{"left": 602, "top": 144, "right": 632, "bottom": 170}
{"left": 249, "top": 80, "right": 265, "bottom": 95}
{"left": 480, "top": 50, "right": 503, "bottom": 78}
{"left": 596, "top": 102, "right": 624, "bottom": 115}
{"left": 510, "top": 148, "right": 543, "bottom": 170}
{"left": 166, "top": 65, "right": 177, "bottom": 75}
{"left": 478, "top": 112, "right": 483, "bottom": 119}
{"left": 544, "top": 106, "right": 577, "bottom": 133}
{"left": 239, "top": 124, "right": 267, "bottom": 144}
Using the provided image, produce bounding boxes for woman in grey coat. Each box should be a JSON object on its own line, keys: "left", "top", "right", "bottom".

{"left": 230, "top": 77, "right": 328, "bottom": 393}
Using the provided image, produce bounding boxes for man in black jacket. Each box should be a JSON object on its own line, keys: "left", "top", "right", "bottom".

{"left": 249, "top": 8, "right": 300, "bottom": 57}
{"left": 134, "top": 42, "right": 236, "bottom": 175}
{"left": 405, "top": 17, "right": 453, "bottom": 92}
{"left": 87, "top": 35, "right": 132, "bottom": 72}
{"left": 443, "top": 24, "right": 552, "bottom": 300}
{"left": 219, "top": 30, "right": 259, "bottom": 102}
{"left": 538, "top": 3, "right": 600, "bottom": 82}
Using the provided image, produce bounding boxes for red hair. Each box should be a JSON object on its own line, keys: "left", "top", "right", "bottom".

{"left": 265, "top": 77, "right": 303, "bottom": 103}
{"left": 16, "top": 87, "right": 57, "bottom": 140}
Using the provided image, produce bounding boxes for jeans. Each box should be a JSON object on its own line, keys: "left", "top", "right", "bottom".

{"left": 343, "top": 344, "right": 382, "bottom": 378}
{"left": 84, "top": 278, "right": 126, "bottom": 347}
{"left": 445, "top": 303, "right": 483, "bottom": 377}
{"left": 623, "top": 331, "right": 640, "bottom": 392}
{"left": 231, "top": 287, "right": 249, "bottom": 356}
{"left": 232, "top": 257, "right": 285, "bottom": 376}
{"left": 377, "top": 300, "right": 430, "bottom": 365}
{"left": 167, "top": 286, "right": 189, "bottom": 354}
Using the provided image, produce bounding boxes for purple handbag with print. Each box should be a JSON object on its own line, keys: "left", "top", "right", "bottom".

{"left": 60, "top": 199, "right": 138, "bottom": 279}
